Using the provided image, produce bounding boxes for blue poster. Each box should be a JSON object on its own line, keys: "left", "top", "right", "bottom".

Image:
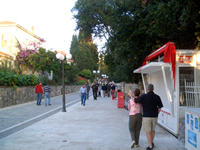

{"left": 195, "top": 118, "right": 198, "bottom": 130}
{"left": 191, "top": 119, "right": 193, "bottom": 131}
{"left": 187, "top": 114, "right": 189, "bottom": 124}
{"left": 199, "top": 117, "right": 200, "bottom": 132}
{"left": 188, "top": 130, "right": 197, "bottom": 148}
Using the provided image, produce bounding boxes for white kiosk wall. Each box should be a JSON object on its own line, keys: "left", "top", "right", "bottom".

{"left": 150, "top": 68, "right": 176, "bottom": 132}
{"left": 150, "top": 71, "right": 170, "bottom": 110}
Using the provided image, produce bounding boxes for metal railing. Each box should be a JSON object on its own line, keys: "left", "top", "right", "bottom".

{"left": 184, "top": 80, "right": 200, "bottom": 107}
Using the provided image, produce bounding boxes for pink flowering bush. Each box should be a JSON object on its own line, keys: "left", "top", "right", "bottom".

{"left": 15, "top": 39, "right": 44, "bottom": 65}
{"left": 16, "top": 50, "right": 36, "bottom": 65}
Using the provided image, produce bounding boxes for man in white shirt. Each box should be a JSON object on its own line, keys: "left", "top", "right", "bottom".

{"left": 79, "top": 83, "right": 87, "bottom": 106}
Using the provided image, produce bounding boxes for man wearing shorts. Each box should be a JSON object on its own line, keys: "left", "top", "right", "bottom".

{"left": 134, "top": 84, "right": 163, "bottom": 150}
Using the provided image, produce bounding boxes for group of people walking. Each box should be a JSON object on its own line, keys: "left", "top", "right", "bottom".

{"left": 79, "top": 81, "right": 116, "bottom": 106}
{"left": 92, "top": 82, "right": 116, "bottom": 99}
{"left": 35, "top": 82, "right": 51, "bottom": 106}
{"left": 128, "top": 84, "right": 163, "bottom": 150}
{"left": 35, "top": 81, "right": 115, "bottom": 107}
{"left": 101, "top": 83, "right": 114, "bottom": 97}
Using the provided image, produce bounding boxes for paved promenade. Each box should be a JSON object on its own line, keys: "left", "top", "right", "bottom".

{"left": 0, "top": 95, "right": 186, "bottom": 150}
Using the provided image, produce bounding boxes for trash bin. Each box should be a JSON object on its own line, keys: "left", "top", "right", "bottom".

{"left": 117, "top": 92, "right": 124, "bottom": 108}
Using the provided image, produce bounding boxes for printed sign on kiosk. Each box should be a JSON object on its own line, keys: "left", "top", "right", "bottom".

{"left": 179, "top": 56, "right": 193, "bottom": 63}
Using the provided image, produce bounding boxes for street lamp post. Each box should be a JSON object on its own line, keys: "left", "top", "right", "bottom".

{"left": 102, "top": 74, "right": 109, "bottom": 82}
{"left": 56, "top": 53, "right": 72, "bottom": 112}
{"left": 93, "top": 70, "right": 100, "bottom": 81}
{"left": 61, "top": 58, "right": 66, "bottom": 112}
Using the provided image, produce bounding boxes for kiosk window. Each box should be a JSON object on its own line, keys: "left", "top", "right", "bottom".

{"left": 179, "top": 67, "right": 194, "bottom": 106}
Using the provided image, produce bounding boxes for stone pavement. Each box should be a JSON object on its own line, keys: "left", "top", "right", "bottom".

{"left": 0, "top": 95, "right": 186, "bottom": 150}
{"left": 0, "top": 92, "right": 80, "bottom": 133}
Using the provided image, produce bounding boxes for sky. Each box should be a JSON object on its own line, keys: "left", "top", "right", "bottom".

{"left": 0, "top": 0, "right": 104, "bottom": 55}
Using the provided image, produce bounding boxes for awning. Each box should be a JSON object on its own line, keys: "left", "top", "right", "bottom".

{"left": 135, "top": 42, "right": 176, "bottom": 87}
{"left": 133, "top": 62, "right": 171, "bottom": 74}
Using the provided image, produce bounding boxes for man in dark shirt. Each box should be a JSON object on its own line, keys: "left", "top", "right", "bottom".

{"left": 92, "top": 82, "right": 98, "bottom": 100}
{"left": 135, "top": 84, "right": 163, "bottom": 150}
{"left": 106, "top": 83, "right": 111, "bottom": 97}
{"left": 85, "top": 82, "right": 90, "bottom": 100}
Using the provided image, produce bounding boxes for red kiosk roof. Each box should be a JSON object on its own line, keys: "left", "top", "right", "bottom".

{"left": 142, "top": 42, "right": 176, "bottom": 87}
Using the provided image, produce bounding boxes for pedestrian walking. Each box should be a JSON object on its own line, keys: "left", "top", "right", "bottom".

{"left": 135, "top": 84, "right": 163, "bottom": 150}
{"left": 111, "top": 83, "right": 116, "bottom": 98}
{"left": 35, "top": 82, "right": 43, "bottom": 105}
{"left": 92, "top": 82, "right": 98, "bottom": 100}
{"left": 111, "top": 83, "right": 116, "bottom": 91}
{"left": 107, "top": 83, "right": 111, "bottom": 97}
{"left": 85, "top": 82, "right": 90, "bottom": 100}
{"left": 98, "top": 83, "right": 102, "bottom": 97}
{"left": 79, "top": 83, "right": 87, "bottom": 106}
{"left": 44, "top": 83, "right": 51, "bottom": 106}
{"left": 102, "top": 83, "right": 107, "bottom": 97}
{"left": 128, "top": 89, "right": 142, "bottom": 148}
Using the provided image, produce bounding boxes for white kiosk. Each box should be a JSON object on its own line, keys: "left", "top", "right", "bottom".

{"left": 134, "top": 42, "right": 200, "bottom": 136}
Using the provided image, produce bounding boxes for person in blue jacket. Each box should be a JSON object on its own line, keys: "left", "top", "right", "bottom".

{"left": 111, "top": 84, "right": 116, "bottom": 91}
{"left": 101, "top": 83, "right": 107, "bottom": 97}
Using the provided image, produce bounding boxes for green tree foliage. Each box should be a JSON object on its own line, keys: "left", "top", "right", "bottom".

{"left": 16, "top": 47, "right": 68, "bottom": 84}
{"left": 70, "top": 31, "right": 99, "bottom": 72}
{"left": 65, "top": 64, "right": 79, "bottom": 84}
{"left": 16, "top": 47, "right": 66, "bottom": 84}
{"left": 0, "top": 71, "right": 38, "bottom": 87}
{"left": 79, "top": 69, "right": 92, "bottom": 79}
{"left": 0, "top": 59, "right": 22, "bottom": 75}
{"left": 72, "top": 0, "right": 200, "bottom": 82}
{"left": 70, "top": 35, "right": 79, "bottom": 63}
{"left": 28, "top": 48, "right": 61, "bottom": 74}
{"left": 72, "top": 0, "right": 114, "bottom": 39}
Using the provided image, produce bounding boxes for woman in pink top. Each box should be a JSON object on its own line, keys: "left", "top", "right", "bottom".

{"left": 128, "top": 89, "right": 142, "bottom": 148}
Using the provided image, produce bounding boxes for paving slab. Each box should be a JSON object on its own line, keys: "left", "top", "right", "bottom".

{"left": 0, "top": 96, "right": 186, "bottom": 150}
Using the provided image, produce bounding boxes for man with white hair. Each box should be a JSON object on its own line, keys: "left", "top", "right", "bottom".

{"left": 134, "top": 84, "right": 163, "bottom": 150}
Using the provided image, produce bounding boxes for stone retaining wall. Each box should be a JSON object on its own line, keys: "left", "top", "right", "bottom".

{"left": 0, "top": 85, "right": 81, "bottom": 108}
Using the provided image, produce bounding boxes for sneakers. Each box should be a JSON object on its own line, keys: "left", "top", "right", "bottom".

{"left": 135, "top": 145, "right": 139, "bottom": 148}
{"left": 131, "top": 141, "right": 136, "bottom": 148}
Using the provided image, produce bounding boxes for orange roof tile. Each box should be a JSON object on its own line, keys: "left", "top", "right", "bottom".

{"left": 0, "top": 51, "right": 13, "bottom": 57}
{"left": 53, "top": 51, "right": 67, "bottom": 56}
{"left": 0, "top": 21, "right": 16, "bottom": 25}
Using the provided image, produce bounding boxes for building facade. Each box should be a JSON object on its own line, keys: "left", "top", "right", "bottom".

{"left": 0, "top": 21, "right": 45, "bottom": 60}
